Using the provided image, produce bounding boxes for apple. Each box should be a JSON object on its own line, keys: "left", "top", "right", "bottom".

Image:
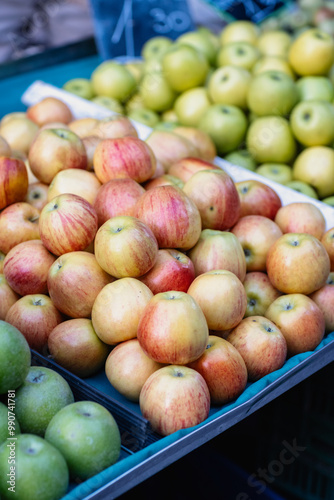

{"left": 188, "top": 335, "right": 247, "bottom": 405}
{"left": 172, "top": 126, "right": 217, "bottom": 162}
{"left": 292, "top": 146, "right": 334, "bottom": 199}
{"left": 226, "top": 316, "right": 287, "bottom": 381}
{"left": 246, "top": 116, "right": 297, "bottom": 164}
{"left": 133, "top": 185, "right": 202, "bottom": 251}
{"left": 173, "top": 87, "right": 211, "bottom": 127}
{"left": 0, "top": 135, "right": 11, "bottom": 156}
{"left": 125, "top": 59, "right": 144, "bottom": 84}
{"left": 321, "top": 227, "right": 334, "bottom": 271}
{"left": 82, "top": 135, "right": 101, "bottom": 170}
{"left": 143, "top": 174, "right": 184, "bottom": 190}
{"left": 94, "top": 216, "right": 158, "bottom": 278}
{"left": 265, "top": 293, "right": 325, "bottom": 356}
{"left": 252, "top": 56, "right": 296, "bottom": 80}
{"left": 63, "top": 78, "right": 95, "bottom": 99}
{"left": 14, "top": 366, "right": 74, "bottom": 436}
{"left": 187, "top": 270, "right": 247, "bottom": 331}
{"left": 48, "top": 318, "right": 110, "bottom": 377}
{"left": 105, "top": 339, "right": 164, "bottom": 402}
{"left": 198, "top": 103, "right": 248, "bottom": 155}
{"left": 39, "top": 193, "right": 98, "bottom": 256}
{"left": 290, "top": 100, "right": 334, "bottom": 147}
{"left": 145, "top": 130, "right": 198, "bottom": 172}
{"left": 25, "top": 182, "right": 49, "bottom": 211}
{"left": 45, "top": 400, "right": 121, "bottom": 480}
{"left": 288, "top": 28, "right": 334, "bottom": 76}
{"left": 0, "top": 251, "right": 5, "bottom": 273}
{"left": 0, "top": 401, "right": 20, "bottom": 444}
{"left": 0, "top": 320, "right": 31, "bottom": 393}
{"left": 243, "top": 271, "right": 282, "bottom": 318}
{"left": 219, "top": 20, "right": 260, "bottom": 45}
{"left": 139, "top": 72, "right": 177, "bottom": 113}
{"left": 0, "top": 202, "right": 40, "bottom": 254}
{"left": 3, "top": 239, "right": 56, "bottom": 296}
{"left": 208, "top": 65, "right": 252, "bottom": 110}
{"left": 47, "top": 168, "right": 101, "bottom": 206}
{"left": 285, "top": 180, "right": 319, "bottom": 199}
{"left": 231, "top": 215, "right": 283, "bottom": 272}
{"left": 296, "top": 75, "right": 334, "bottom": 102}
{"left": 266, "top": 232, "right": 330, "bottom": 295}
{"left": 0, "top": 275, "right": 19, "bottom": 320}
{"left": 177, "top": 30, "right": 217, "bottom": 66}
{"left": 183, "top": 168, "right": 240, "bottom": 231}
{"left": 322, "top": 196, "right": 334, "bottom": 206}
{"left": 138, "top": 248, "right": 195, "bottom": 294}
{"left": 93, "top": 178, "right": 145, "bottom": 226}
{"left": 0, "top": 115, "right": 39, "bottom": 155}
{"left": 5, "top": 294, "right": 63, "bottom": 353}
{"left": 235, "top": 179, "right": 282, "bottom": 220}
{"left": 92, "top": 115, "right": 139, "bottom": 141}
{"left": 27, "top": 97, "right": 73, "bottom": 126}
{"left": 91, "top": 60, "right": 137, "bottom": 102}
{"left": 68, "top": 117, "right": 99, "bottom": 138}
{"left": 139, "top": 365, "right": 210, "bottom": 436}
{"left": 93, "top": 136, "right": 156, "bottom": 184}
{"left": 91, "top": 96, "right": 124, "bottom": 114}
{"left": 217, "top": 39, "right": 260, "bottom": 70}
{"left": 0, "top": 434, "right": 69, "bottom": 500}
{"left": 309, "top": 272, "right": 334, "bottom": 333}
{"left": 141, "top": 35, "right": 173, "bottom": 60}
{"left": 274, "top": 202, "right": 327, "bottom": 240}
{"left": 188, "top": 228, "right": 246, "bottom": 281}
{"left": 257, "top": 29, "right": 292, "bottom": 58}
{"left": 47, "top": 251, "right": 114, "bottom": 318}
{"left": 127, "top": 108, "right": 160, "bottom": 128}
{"left": 167, "top": 157, "right": 216, "bottom": 183}
{"left": 255, "top": 163, "right": 293, "bottom": 185}
{"left": 0, "top": 156, "right": 28, "bottom": 211}
{"left": 224, "top": 149, "right": 257, "bottom": 171}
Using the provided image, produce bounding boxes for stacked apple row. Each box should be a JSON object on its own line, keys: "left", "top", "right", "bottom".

{"left": 0, "top": 96, "right": 334, "bottom": 439}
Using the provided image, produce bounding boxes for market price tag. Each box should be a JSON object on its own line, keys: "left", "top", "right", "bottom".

{"left": 203, "top": 0, "right": 293, "bottom": 24}
{"left": 89, "top": 0, "right": 195, "bottom": 60}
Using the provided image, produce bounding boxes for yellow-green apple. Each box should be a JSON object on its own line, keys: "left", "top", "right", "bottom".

{"left": 91, "top": 96, "right": 124, "bottom": 114}
{"left": 216, "top": 41, "right": 260, "bottom": 71}
{"left": 256, "top": 163, "right": 293, "bottom": 185}
{"left": 143, "top": 174, "right": 184, "bottom": 191}
{"left": 266, "top": 233, "right": 330, "bottom": 294}
{"left": 5, "top": 294, "right": 63, "bottom": 353}
{"left": 246, "top": 116, "right": 297, "bottom": 164}
{"left": 139, "top": 365, "right": 210, "bottom": 436}
{"left": 265, "top": 293, "right": 325, "bottom": 356}
{"left": 288, "top": 28, "right": 334, "bottom": 76}
{"left": 292, "top": 146, "right": 334, "bottom": 198}
{"left": 134, "top": 185, "right": 202, "bottom": 250}
{"left": 145, "top": 130, "right": 198, "bottom": 172}
{"left": 252, "top": 56, "right": 296, "bottom": 80}
{"left": 137, "top": 291, "right": 208, "bottom": 364}
{"left": 290, "top": 100, "right": 334, "bottom": 147}
{"left": 141, "top": 35, "right": 173, "bottom": 60}
{"left": 160, "top": 108, "right": 179, "bottom": 123}
{"left": 105, "top": 338, "right": 164, "bottom": 402}
{"left": 82, "top": 135, "right": 101, "bottom": 170}
{"left": 309, "top": 272, "right": 334, "bottom": 333}
{"left": 125, "top": 59, "right": 144, "bottom": 83}
{"left": 285, "top": 180, "right": 319, "bottom": 199}
{"left": 0, "top": 136, "right": 11, "bottom": 156}
{"left": 0, "top": 320, "right": 31, "bottom": 394}
{"left": 243, "top": 271, "right": 282, "bottom": 318}
{"left": 91, "top": 60, "right": 136, "bottom": 102}
{"left": 0, "top": 275, "right": 20, "bottom": 320}
{"left": 93, "top": 178, "right": 145, "bottom": 227}
{"left": 235, "top": 179, "right": 282, "bottom": 220}
{"left": 14, "top": 366, "right": 74, "bottom": 436}
{"left": 187, "top": 270, "right": 247, "bottom": 331}
{"left": 94, "top": 216, "right": 158, "bottom": 278}
{"left": 93, "top": 136, "right": 156, "bottom": 184}
{"left": 220, "top": 20, "right": 260, "bottom": 45}
{"left": 224, "top": 149, "right": 257, "bottom": 171}
{"left": 47, "top": 168, "right": 101, "bottom": 206}
{"left": 127, "top": 108, "right": 160, "bottom": 128}
{"left": 162, "top": 43, "right": 209, "bottom": 93}
{"left": 90, "top": 115, "right": 138, "bottom": 140}
{"left": 63, "top": 77, "right": 95, "bottom": 99}
{"left": 39, "top": 193, "right": 98, "bottom": 256}
{"left": 138, "top": 248, "right": 195, "bottom": 294}
{"left": 188, "top": 229, "right": 246, "bottom": 281}
{"left": 0, "top": 434, "right": 69, "bottom": 500}
{"left": 27, "top": 97, "right": 73, "bottom": 126}
{"left": 0, "top": 202, "right": 40, "bottom": 254}
{"left": 91, "top": 278, "right": 153, "bottom": 345}
{"left": 321, "top": 227, "right": 334, "bottom": 271}
{"left": 45, "top": 400, "right": 121, "bottom": 480}
{"left": 0, "top": 115, "right": 39, "bottom": 155}
{"left": 188, "top": 335, "right": 247, "bottom": 405}
{"left": 139, "top": 72, "right": 177, "bottom": 113}
{"left": 68, "top": 117, "right": 99, "bottom": 138}
{"left": 274, "top": 202, "right": 326, "bottom": 240}
{"left": 0, "top": 156, "right": 28, "bottom": 210}
{"left": 247, "top": 71, "right": 299, "bottom": 117}
{"left": 172, "top": 127, "right": 217, "bottom": 162}
{"left": 198, "top": 103, "right": 248, "bottom": 155}
{"left": 177, "top": 30, "right": 217, "bottom": 65}
{"left": 173, "top": 87, "right": 211, "bottom": 127}
{"left": 3, "top": 240, "right": 56, "bottom": 296}
{"left": 47, "top": 251, "right": 114, "bottom": 318}
{"left": 167, "top": 157, "right": 216, "bottom": 183}
{"left": 208, "top": 65, "right": 252, "bottom": 110}
{"left": 227, "top": 316, "right": 287, "bottom": 381}
{"left": 231, "top": 215, "right": 283, "bottom": 272}
{"left": 24, "top": 182, "right": 49, "bottom": 211}
{"left": 48, "top": 318, "right": 111, "bottom": 377}
{"left": 257, "top": 29, "right": 292, "bottom": 58}
{"left": 183, "top": 169, "right": 240, "bottom": 231}
{"left": 296, "top": 75, "right": 334, "bottom": 102}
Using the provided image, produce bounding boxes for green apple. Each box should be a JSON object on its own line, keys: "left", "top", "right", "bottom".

{"left": 162, "top": 43, "right": 209, "bottom": 93}
{"left": 91, "top": 61, "right": 137, "bottom": 102}
{"left": 288, "top": 28, "right": 334, "bottom": 76}
{"left": 247, "top": 71, "right": 299, "bottom": 117}
{"left": 0, "top": 434, "right": 69, "bottom": 500}
{"left": 290, "top": 100, "right": 334, "bottom": 146}
{"left": 139, "top": 72, "right": 177, "bottom": 112}
{"left": 62, "top": 78, "right": 95, "bottom": 100}
{"left": 321, "top": 195, "right": 334, "bottom": 206}
{"left": 125, "top": 60, "right": 144, "bottom": 84}
{"left": 91, "top": 96, "right": 124, "bottom": 114}
{"left": 143, "top": 57, "right": 163, "bottom": 75}
{"left": 14, "top": 366, "right": 74, "bottom": 436}
{"left": 296, "top": 75, "right": 334, "bottom": 101}
{"left": 252, "top": 55, "right": 297, "bottom": 80}
{"left": 161, "top": 108, "right": 179, "bottom": 123}
{"left": 0, "top": 402, "right": 20, "bottom": 445}
{"left": 127, "top": 108, "right": 160, "bottom": 128}
{"left": 141, "top": 36, "right": 173, "bottom": 60}
{"left": 197, "top": 26, "right": 220, "bottom": 52}
{"left": 256, "top": 163, "right": 293, "bottom": 185}
{"left": 219, "top": 20, "right": 260, "bottom": 46}
{"left": 285, "top": 180, "right": 319, "bottom": 199}
{"left": 125, "top": 92, "right": 146, "bottom": 113}
{"left": 208, "top": 65, "right": 252, "bottom": 110}
{"left": 257, "top": 30, "right": 292, "bottom": 58}
{"left": 292, "top": 146, "right": 334, "bottom": 198}
{"left": 246, "top": 116, "right": 297, "bottom": 164}
{"left": 224, "top": 149, "right": 257, "bottom": 171}
{"left": 216, "top": 41, "right": 261, "bottom": 71}
{"left": 0, "top": 320, "right": 31, "bottom": 394}
{"left": 174, "top": 87, "right": 211, "bottom": 127}
{"left": 154, "top": 121, "right": 178, "bottom": 132}
{"left": 45, "top": 401, "right": 121, "bottom": 480}
{"left": 177, "top": 30, "right": 218, "bottom": 66}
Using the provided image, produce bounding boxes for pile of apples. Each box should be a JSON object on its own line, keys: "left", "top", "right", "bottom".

{"left": 0, "top": 89, "right": 334, "bottom": 439}
{"left": 61, "top": 3, "right": 334, "bottom": 205}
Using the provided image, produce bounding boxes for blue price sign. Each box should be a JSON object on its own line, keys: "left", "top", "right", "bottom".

{"left": 203, "top": 0, "right": 292, "bottom": 24}
{"left": 89, "top": 0, "right": 195, "bottom": 59}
